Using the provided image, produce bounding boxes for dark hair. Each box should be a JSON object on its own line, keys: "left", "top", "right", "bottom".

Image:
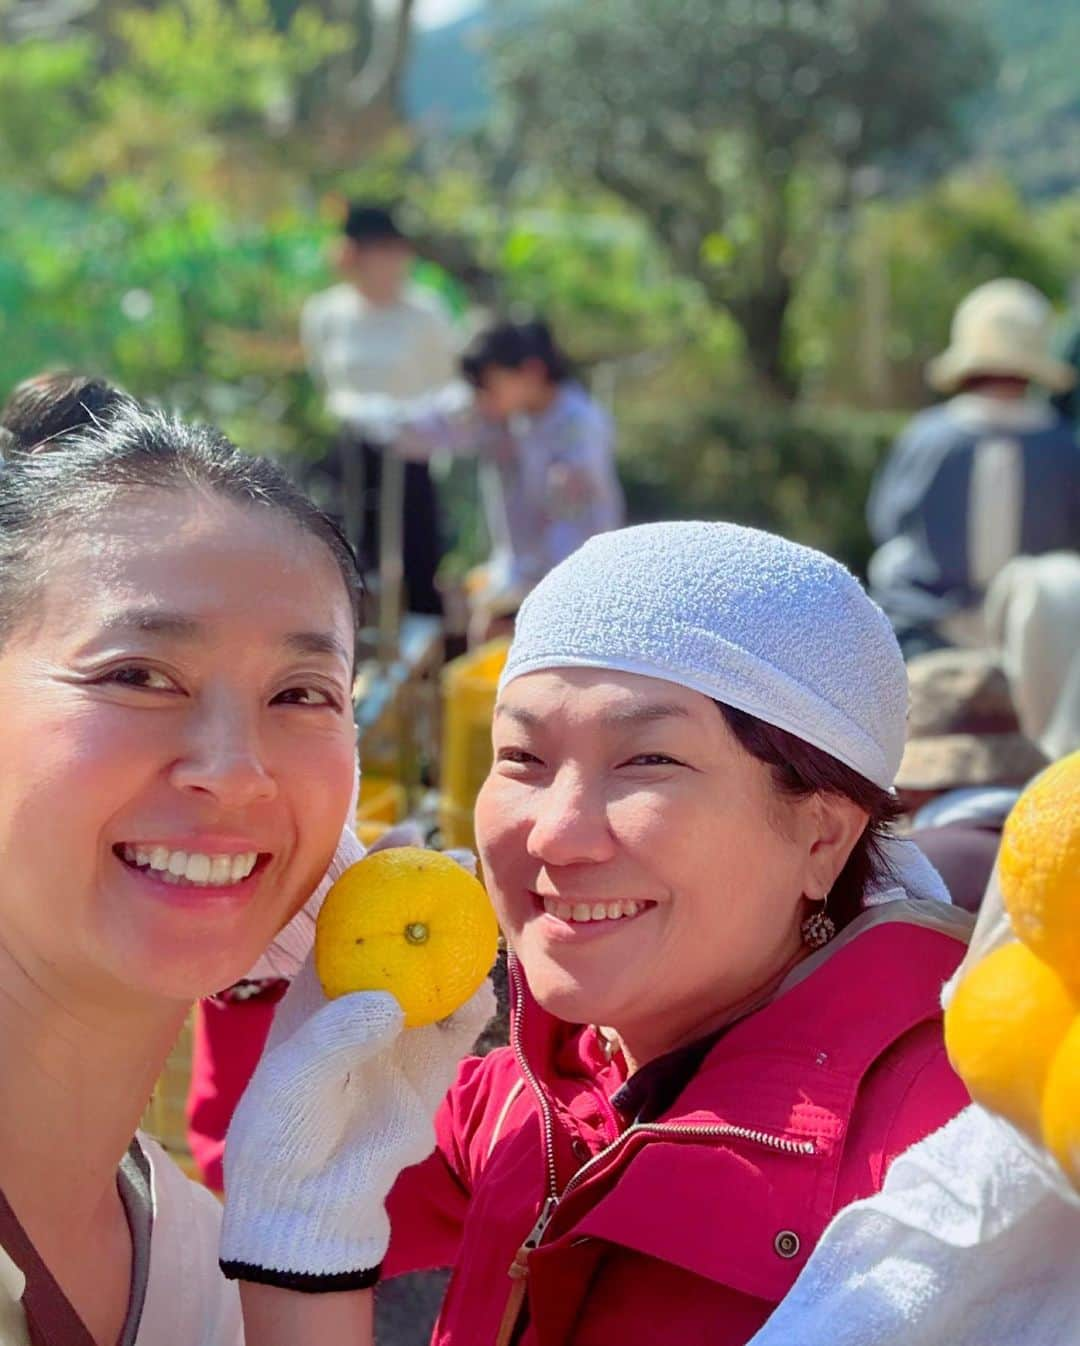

{"left": 716, "top": 702, "right": 903, "bottom": 932}
{"left": 0, "top": 399, "right": 363, "bottom": 648}
{"left": 0, "top": 372, "right": 126, "bottom": 455}
{"left": 461, "top": 320, "right": 573, "bottom": 388}
{"left": 343, "top": 202, "right": 407, "bottom": 247}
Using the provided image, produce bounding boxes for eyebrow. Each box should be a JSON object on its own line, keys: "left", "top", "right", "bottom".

{"left": 98, "top": 608, "right": 351, "bottom": 664}
{"left": 99, "top": 609, "right": 201, "bottom": 640}
{"left": 283, "top": 630, "right": 352, "bottom": 663}
{"left": 495, "top": 701, "right": 692, "bottom": 729}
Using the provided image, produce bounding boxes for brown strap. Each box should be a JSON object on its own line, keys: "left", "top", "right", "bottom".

{"left": 493, "top": 1275, "right": 528, "bottom": 1346}
{"left": 0, "top": 1189, "right": 95, "bottom": 1346}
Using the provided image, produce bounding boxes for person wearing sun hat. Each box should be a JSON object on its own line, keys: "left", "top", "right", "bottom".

{"left": 867, "top": 278, "right": 1080, "bottom": 658}
{"left": 897, "top": 648, "right": 1049, "bottom": 912}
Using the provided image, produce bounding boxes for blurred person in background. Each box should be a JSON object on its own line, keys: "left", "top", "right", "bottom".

{"left": 897, "top": 649, "right": 1048, "bottom": 912}
{"left": 301, "top": 202, "right": 459, "bottom": 616}
{"left": 389, "top": 319, "right": 624, "bottom": 643}
{"left": 1049, "top": 279, "right": 1080, "bottom": 425}
{"left": 986, "top": 551, "right": 1080, "bottom": 763}
{"left": 867, "top": 279, "right": 1080, "bottom": 658}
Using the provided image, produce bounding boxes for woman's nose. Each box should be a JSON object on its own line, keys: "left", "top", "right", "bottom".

{"left": 169, "top": 693, "right": 277, "bottom": 809}
{"left": 526, "top": 771, "right": 615, "bottom": 867}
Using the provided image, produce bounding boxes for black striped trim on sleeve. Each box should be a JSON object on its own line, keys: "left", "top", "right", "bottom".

{"left": 219, "top": 1260, "right": 383, "bottom": 1293}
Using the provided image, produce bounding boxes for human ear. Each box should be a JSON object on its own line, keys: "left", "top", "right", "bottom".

{"left": 803, "top": 793, "right": 869, "bottom": 902}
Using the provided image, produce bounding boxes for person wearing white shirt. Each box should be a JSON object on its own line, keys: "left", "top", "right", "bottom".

{"left": 301, "top": 203, "right": 459, "bottom": 615}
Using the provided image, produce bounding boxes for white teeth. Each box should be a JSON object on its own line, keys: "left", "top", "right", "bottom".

{"left": 210, "top": 856, "right": 233, "bottom": 885}
{"left": 230, "top": 852, "right": 257, "bottom": 883}
{"left": 121, "top": 846, "right": 260, "bottom": 887}
{"left": 185, "top": 853, "right": 211, "bottom": 883}
{"left": 544, "top": 898, "right": 648, "bottom": 924}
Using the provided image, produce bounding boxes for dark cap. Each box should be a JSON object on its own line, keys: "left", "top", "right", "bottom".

{"left": 896, "top": 649, "right": 1048, "bottom": 792}
{"left": 342, "top": 203, "right": 407, "bottom": 246}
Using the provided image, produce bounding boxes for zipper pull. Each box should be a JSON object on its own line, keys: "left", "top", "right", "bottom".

{"left": 507, "top": 1196, "right": 558, "bottom": 1279}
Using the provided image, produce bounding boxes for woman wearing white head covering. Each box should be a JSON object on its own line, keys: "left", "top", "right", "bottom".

{"left": 222, "top": 523, "right": 973, "bottom": 1346}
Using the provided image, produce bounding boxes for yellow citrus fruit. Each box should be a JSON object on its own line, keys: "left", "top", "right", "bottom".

{"left": 314, "top": 846, "right": 499, "bottom": 1028}
{"left": 945, "top": 941, "right": 1076, "bottom": 1139}
{"left": 1041, "top": 1018, "right": 1080, "bottom": 1187}
{"left": 999, "top": 751, "right": 1080, "bottom": 989}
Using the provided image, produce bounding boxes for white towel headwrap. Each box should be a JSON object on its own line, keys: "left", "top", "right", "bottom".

{"left": 501, "top": 521, "right": 952, "bottom": 907}
{"left": 503, "top": 521, "right": 907, "bottom": 788}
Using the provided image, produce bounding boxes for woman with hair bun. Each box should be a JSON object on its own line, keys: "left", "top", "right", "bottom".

{"left": 0, "top": 398, "right": 489, "bottom": 1344}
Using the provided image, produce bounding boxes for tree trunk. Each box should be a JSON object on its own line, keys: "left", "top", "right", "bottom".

{"left": 733, "top": 278, "right": 797, "bottom": 402}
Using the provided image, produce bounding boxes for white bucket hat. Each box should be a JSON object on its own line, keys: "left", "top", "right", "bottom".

{"left": 927, "top": 279, "right": 1076, "bottom": 395}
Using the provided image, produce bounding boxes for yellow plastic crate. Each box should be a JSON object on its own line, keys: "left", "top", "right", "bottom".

{"left": 356, "top": 773, "right": 408, "bottom": 828}
{"left": 439, "top": 801, "right": 477, "bottom": 851}
{"left": 142, "top": 1015, "right": 196, "bottom": 1167}
{"left": 439, "top": 638, "right": 509, "bottom": 849}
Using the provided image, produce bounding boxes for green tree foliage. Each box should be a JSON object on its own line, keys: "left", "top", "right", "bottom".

{"left": 1, "top": 0, "right": 1075, "bottom": 574}
{"left": 492, "top": 0, "right": 996, "bottom": 398}
{"left": 791, "top": 173, "right": 1076, "bottom": 405}
{"left": 617, "top": 397, "right": 901, "bottom": 575}
{"left": 972, "top": 0, "right": 1080, "bottom": 198}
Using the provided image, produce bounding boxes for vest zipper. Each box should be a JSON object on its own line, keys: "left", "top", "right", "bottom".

{"left": 498, "top": 954, "right": 816, "bottom": 1343}
{"left": 508, "top": 953, "right": 559, "bottom": 1205}
{"left": 556, "top": 1120, "right": 816, "bottom": 1211}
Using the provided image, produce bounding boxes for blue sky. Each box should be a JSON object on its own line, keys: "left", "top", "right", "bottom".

{"left": 415, "top": 0, "right": 481, "bottom": 28}
{"left": 414, "top": 0, "right": 476, "bottom": 27}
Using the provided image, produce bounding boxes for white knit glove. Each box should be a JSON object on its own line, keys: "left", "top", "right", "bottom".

{"left": 219, "top": 833, "right": 494, "bottom": 1291}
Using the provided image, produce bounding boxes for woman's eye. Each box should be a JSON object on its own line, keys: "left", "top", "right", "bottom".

{"left": 496, "top": 747, "right": 543, "bottom": 766}
{"left": 100, "top": 665, "right": 180, "bottom": 693}
{"left": 624, "top": 753, "right": 681, "bottom": 767}
{"left": 272, "top": 686, "right": 340, "bottom": 709}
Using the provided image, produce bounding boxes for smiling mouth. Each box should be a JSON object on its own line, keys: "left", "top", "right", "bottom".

{"left": 113, "top": 844, "right": 268, "bottom": 888}
{"left": 539, "top": 896, "right": 656, "bottom": 924}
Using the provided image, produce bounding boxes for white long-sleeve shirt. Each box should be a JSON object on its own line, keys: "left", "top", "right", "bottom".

{"left": 300, "top": 283, "right": 459, "bottom": 406}
{"left": 135, "top": 1136, "right": 241, "bottom": 1346}
{"left": 747, "top": 1105, "right": 1080, "bottom": 1346}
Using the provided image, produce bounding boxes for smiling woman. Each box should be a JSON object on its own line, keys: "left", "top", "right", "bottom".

{"left": 230, "top": 522, "right": 976, "bottom": 1346}
{"left": 0, "top": 399, "right": 374, "bottom": 1344}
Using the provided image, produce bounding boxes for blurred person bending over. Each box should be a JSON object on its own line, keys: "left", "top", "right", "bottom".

{"left": 867, "top": 280, "right": 1080, "bottom": 658}
{"left": 301, "top": 203, "right": 458, "bottom": 615}
{"left": 389, "top": 320, "right": 624, "bottom": 643}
